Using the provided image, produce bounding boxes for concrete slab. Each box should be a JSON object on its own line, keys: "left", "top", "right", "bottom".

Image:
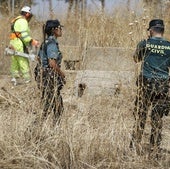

{"left": 74, "top": 70, "right": 136, "bottom": 96}
{"left": 61, "top": 46, "right": 137, "bottom": 96}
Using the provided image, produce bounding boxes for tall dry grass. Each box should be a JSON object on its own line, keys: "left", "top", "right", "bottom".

{"left": 0, "top": 1, "right": 170, "bottom": 169}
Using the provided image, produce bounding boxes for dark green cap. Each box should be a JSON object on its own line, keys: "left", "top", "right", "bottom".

{"left": 147, "top": 19, "right": 164, "bottom": 30}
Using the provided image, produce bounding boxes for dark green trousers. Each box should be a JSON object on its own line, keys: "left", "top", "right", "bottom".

{"left": 41, "top": 69, "right": 63, "bottom": 123}
{"left": 131, "top": 76, "right": 169, "bottom": 152}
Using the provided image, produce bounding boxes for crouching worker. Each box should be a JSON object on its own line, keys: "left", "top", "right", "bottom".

{"left": 36, "top": 19, "right": 66, "bottom": 125}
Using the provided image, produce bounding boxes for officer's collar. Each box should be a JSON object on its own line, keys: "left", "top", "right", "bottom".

{"left": 48, "top": 35, "right": 58, "bottom": 42}
{"left": 150, "top": 36, "right": 165, "bottom": 41}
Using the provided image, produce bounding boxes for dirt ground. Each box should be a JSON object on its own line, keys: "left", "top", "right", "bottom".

{"left": 0, "top": 70, "right": 170, "bottom": 168}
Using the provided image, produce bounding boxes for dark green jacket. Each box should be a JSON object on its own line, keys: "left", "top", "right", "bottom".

{"left": 134, "top": 37, "right": 170, "bottom": 79}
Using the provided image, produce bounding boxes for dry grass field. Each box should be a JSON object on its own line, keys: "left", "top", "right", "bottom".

{"left": 0, "top": 1, "right": 170, "bottom": 169}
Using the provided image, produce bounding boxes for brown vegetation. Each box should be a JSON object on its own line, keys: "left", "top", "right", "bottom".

{"left": 0, "top": 1, "right": 170, "bottom": 169}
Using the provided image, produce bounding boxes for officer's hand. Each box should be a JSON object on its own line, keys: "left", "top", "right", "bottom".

{"left": 60, "top": 71, "right": 65, "bottom": 79}
{"left": 31, "top": 39, "right": 40, "bottom": 47}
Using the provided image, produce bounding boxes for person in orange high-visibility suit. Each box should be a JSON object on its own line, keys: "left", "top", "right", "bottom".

{"left": 9, "top": 6, "right": 39, "bottom": 85}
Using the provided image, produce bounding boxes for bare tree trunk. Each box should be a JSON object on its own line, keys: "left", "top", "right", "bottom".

{"left": 74, "top": 0, "right": 78, "bottom": 19}
{"left": 48, "top": 0, "right": 54, "bottom": 19}
{"left": 101, "top": 0, "right": 105, "bottom": 13}
{"left": 8, "top": 0, "right": 11, "bottom": 15}
{"left": 12, "top": 0, "right": 14, "bottom": 16}
{"left": 66, "top": 0, "right": 74, "bottom": 20}
{"left": 66, "top": 0, "right": 88, "bottom": 21}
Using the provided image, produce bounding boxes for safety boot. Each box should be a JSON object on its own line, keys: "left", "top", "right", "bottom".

{"left": 11, "top": 78, "right": 17, "bottom": 86}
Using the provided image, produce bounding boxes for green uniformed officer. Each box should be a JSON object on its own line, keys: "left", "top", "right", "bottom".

{"left": 130, "top": 19, "right": 170, "bottom": 159}
{"left": 36, "top": 19, "right": 65, "bottom": 125}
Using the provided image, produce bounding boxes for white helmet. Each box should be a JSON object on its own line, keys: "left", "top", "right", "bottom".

{"left": 21, "top": 6, "right": 32, "bottom": 14}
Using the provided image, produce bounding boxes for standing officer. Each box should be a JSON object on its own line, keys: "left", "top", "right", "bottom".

{"left": 130, "top": 19, "right": 170, "bottom": 159}
{"left": 10, "top": 6, "right": 39, "bottom": 85}
{"left": 37, "top": 19, "right": 65, "bottom": 125}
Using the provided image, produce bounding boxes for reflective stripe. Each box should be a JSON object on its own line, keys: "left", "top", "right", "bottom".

{"left": 22, "top": 34, "right": 30, "bottom": 39}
